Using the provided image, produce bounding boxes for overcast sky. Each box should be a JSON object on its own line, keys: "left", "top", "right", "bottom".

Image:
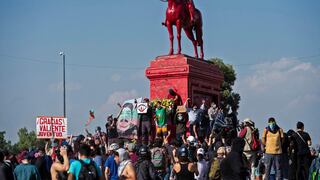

{"left": 1, "top": 0, "right": 319, "bottom": 144}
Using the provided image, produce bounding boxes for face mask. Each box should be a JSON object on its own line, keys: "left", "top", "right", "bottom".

{"left": 177, "top": 114, "right": 184, "bottom": 121}
{"left": 269, "top": 123, "right": 276, "bottom": 131}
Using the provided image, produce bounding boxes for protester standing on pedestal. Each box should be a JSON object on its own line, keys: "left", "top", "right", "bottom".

{"left": 139, "top": 98, "right": 153, "bottom": 145}
{"left": 208, "top": 102, "right": 218, "bottom": 135}
{"left": 155, "top": 101, "right": 168, "bottom": 140}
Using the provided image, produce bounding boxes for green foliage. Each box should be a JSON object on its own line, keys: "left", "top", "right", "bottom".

{"left": 0, "top": 128, "right": 46, "bottom": 154}
{"left": 208, "top": 58, "right": 241, "bottom": 113}
{"left": 0, "top": 131, "right": 12, "bottom": 150}
{"left": 16, "top": 127, "right": 37, "bottom": 151}
{"left": 150, "top": 98, "right": 174, "bottom": 108}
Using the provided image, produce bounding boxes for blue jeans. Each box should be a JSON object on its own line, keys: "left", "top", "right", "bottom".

{"left": 209, "top": 120, "right": 215, "bottom": 133}
{"left": 264, "top": 153, "right": 282, "bottom": 180}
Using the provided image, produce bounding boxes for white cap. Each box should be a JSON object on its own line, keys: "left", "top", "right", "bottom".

{"left": 243, "top": 118, "right": 254, "bottom": 125}
{"left": 197, "top": 148, "right": 205, "bottom": 155}
{"left": 187, "top": 136, "right": 196, "bottom": 143}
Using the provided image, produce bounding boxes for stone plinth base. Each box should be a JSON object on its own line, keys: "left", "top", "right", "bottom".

{"left": 145, "top": 54, "right": 224, "bottom": 106}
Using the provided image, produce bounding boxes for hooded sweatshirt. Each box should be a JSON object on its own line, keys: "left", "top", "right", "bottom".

{"left": 135, "top": 157, "right": 156, "bottom": 180}
{"left": 220, "top": 138, "right": 249, "bottom": 180}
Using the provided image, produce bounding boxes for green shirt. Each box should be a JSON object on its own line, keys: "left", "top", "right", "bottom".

{"left": 156, "top": 107, "right": 167, "bottom": 127}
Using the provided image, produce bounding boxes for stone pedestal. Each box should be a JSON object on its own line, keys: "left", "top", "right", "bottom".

{"left": 145, "top": 54, "right": 224, "bottom": 106}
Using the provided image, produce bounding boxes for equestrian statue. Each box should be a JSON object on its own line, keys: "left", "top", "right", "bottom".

{"left": 161, "top": 0, "right": 204, "bottom": 59}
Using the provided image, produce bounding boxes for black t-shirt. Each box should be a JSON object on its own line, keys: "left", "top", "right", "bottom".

{"left": 0, "top": 161, "right": 14, "bottom": 180}
{"left": 35, "top": 156, "right": 51, "bottom": 180}
{"left": 175, "top": 113, "right": 187, "bottom": 134}
{"left": 293, "top": 131, "right": 311, "bottom": 155}
{"left": 140, "top": 107, "right": 152, "bottom": 122}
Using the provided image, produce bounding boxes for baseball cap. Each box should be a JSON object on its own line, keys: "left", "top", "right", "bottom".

{"left": 197, "top": 148, "right": 205, "bottom": 155}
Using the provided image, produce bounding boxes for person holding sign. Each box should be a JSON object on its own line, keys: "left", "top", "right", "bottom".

{"left": 155, "top": 101, "right": 168, "bottom": 140}
{"left": 138, "top": 98, "right": 153, "bottom": 145}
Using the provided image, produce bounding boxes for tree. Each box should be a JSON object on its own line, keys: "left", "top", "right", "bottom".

{"left": 0, "top": 131, "right": 12, "bottom": 150}
{"left": 208, "top": 58, "right": 241, "bottom": 115}
{"left": 0, "top": 128, "right": 46, "bottom": 154}
{"left": 15, "top": 127, "right": 38, "bottom": 151}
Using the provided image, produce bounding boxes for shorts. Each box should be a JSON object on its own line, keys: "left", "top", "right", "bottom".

{"left": 156, "top": 125, "right": 168, "bottom": 136}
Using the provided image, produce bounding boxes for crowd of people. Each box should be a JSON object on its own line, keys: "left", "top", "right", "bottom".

{"left": 1, "top": 90, "right": 319, "bottom": 180}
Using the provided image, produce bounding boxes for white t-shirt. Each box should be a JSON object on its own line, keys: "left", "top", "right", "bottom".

{"left": 195, "top": 159, "right": 208, "bottom": 180}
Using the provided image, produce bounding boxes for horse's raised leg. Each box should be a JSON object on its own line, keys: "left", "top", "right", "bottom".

{"left": 166, "top": 22, "right": 174, "bottom": 55}
{"left": 176, "top": 20, "right": 182, "bottom": 54}
{"left": 183, "top": 27, "right": 198, "bottom": 58}
{"left": 196, "top": 26, "right": 204, "bottom": 59}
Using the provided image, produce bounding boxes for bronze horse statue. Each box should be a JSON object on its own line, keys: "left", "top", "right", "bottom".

{"left": 162, "top": 0, "right": 204, "bottom": 59}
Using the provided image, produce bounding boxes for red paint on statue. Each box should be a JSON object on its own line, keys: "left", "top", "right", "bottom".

{"left": 163, "top": 0, "right": 204, "bottom": 59}
{"left": 145, "top": 54, "right": 223, "bottom": 106}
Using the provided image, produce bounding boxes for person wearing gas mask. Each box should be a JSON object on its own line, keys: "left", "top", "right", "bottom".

{"left": 175, "top": 105, "right": 188, "bottom": 144}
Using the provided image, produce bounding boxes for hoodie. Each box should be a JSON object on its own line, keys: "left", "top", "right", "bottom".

{"left": 220, "top": 138, "right": 249, "bottom": 180}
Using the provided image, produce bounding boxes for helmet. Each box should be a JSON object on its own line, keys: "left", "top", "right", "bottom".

{"left": 178, "top": 147, "right": 188, "bottom": 158}
{"left": 138, "top": 145, "right": 149, "bottom": 157}
{"left": 109, "top": 143, "right": 119, "bottom": 151}
{"left": 187, "top": 136, "right": 196, "bottom": 143}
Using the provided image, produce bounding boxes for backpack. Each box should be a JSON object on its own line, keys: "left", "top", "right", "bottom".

{"left": 151, "top": 147, "right": 165, "bottom": 170}
{"left": 78, "top": 160, "right": 99, "bottom": 180}
{"left": 208, "top": 158, "right": 221, "bottom": 180}
{"left": 56, "top": 171, "right": 68, "bottom": 180}
{"left": 311, "top": 158, "right": 320, "bottom": 180}
{"left": 251, "top": 127, "right": 261, "bottom": 151}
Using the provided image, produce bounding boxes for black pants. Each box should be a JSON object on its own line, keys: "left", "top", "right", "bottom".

{"left": 296, "top": 154, "right": 310, "bottom": 180}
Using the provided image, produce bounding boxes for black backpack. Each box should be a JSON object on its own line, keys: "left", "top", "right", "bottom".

{"left": 78, "top": 160, "right": 99, "bottom": 180}
{"left": 56, "top": 171, "right": 68, "bottom": 180}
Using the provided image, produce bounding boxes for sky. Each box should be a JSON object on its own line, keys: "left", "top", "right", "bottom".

{"left": 0, "top": 0, "right": 319, "bottom": 144}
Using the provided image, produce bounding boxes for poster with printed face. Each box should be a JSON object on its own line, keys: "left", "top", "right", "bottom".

{"left": 36, "top": 116, "right": 67, "bottom": 139}
{"left": 117, "top": 98, "right": 142, "bottom": 139}
{"left": 137, "top": 103, "right": 148, "bottom": 114}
